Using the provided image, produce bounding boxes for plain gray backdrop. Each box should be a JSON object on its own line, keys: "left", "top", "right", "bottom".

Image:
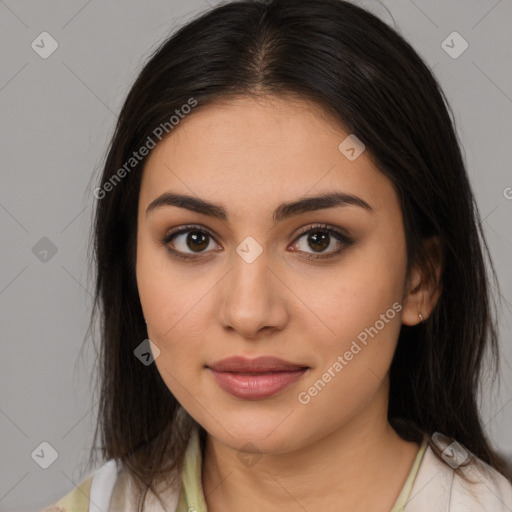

{"left": 1, "top": 0, "right": 511, "bottom": 510}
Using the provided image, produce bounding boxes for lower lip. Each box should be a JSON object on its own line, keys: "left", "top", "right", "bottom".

{"left": 208, "top": 368, "right": 308, "bottom": 400}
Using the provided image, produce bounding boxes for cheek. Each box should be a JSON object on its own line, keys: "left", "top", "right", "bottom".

{"left": 306, "top": 234, "right": 407, "bottom": 390}
{"left": 296, "top": 271, "right": 404, "bottom": 425}
{"left": 319, "top": 246, "right": 406, "bottom": 340}
{"left": 136, "top": 238, "right": 171, "bottom": 327}
{"left": 135, "top": 233, "right": 213, "bottom": 371}
{"left": 136, "top": 250, "right": 201, "bottom": 401}
{"left": 136, "top": 232, "right": 186, "bottom": 344}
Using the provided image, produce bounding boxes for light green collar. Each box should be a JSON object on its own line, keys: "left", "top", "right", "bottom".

{"left": 177, "top": 427, "right": 428, "bottom": 512}
{"left": 390, "top": 436, "right": 428, "bottom": 511}
{"left": 177, "top": 426, "right": 208, "bottom": 512}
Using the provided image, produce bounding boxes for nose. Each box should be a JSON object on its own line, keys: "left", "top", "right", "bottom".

{"left": 220, "top": 248, "right": 288, "bottom": 340}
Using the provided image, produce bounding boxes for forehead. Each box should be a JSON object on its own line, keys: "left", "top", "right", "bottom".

{"left": 139, "top": 95, "right": 399, "bottom": 220}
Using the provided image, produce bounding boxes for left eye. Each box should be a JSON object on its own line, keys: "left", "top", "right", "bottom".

{"left": 290, "top": 224, "right": 353, "bottom": 260}
{"left": 296, "top": 227, "right": 352, "bottom": 259}
{"left": 162, "top": 224, "right": 353, "bottom": 261}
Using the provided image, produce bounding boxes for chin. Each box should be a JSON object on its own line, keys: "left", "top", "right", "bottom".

{"left": 204, "top": 419, "right": 303, "bottom": 455}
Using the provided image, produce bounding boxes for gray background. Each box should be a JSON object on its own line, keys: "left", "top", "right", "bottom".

{"left": 0, "top": 0, "right": 511, "bottom": 510}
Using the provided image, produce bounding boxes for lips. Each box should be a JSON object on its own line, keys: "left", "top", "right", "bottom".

{"left": 206, "top": 356, "right": 309, "bottom": 400}
{"left": 207, "top": 355, "right": 308, "bottom": 373}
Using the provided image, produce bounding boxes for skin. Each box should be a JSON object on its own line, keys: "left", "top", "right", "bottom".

{"left": 135, "top": 95, "right": 442, "bottom": 511}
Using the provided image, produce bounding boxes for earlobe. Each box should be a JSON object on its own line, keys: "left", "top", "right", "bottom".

{"left": 401, "top": 280, "right": 425, "bottom": 326}
{"left": 401, "top": 236, "right": 443, "bottom": 326}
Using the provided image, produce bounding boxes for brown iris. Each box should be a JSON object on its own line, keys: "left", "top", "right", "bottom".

{"left": 307, "top": 231, "right": 330, "bottom": 252}
{"left": 186, "top": 231, "right": 209, "bottom": 252}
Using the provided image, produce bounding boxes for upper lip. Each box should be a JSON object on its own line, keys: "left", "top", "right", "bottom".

{"left": 207, "top": 356, "right": 308, "bottom": 373}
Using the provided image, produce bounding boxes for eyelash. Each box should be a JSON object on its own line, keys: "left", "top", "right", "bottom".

{"left": 161, "top": 223, "right": 354, "bottom": 262}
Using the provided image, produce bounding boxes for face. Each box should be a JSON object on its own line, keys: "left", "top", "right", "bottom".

{"left": 136, "top": 95, "right": 411, "bottom": 454}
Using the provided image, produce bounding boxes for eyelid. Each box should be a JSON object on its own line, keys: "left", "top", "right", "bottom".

{"left": 163, "top": 223, "right": 350, "bottom": 242}
{"left": 161, "top": 222, "right": 353, "bottom": 260}
{"left": 161, "top": 224, "right": 220, "bottom": 252}
{"left": 292, "top": 223, "right": 351, "bottom": 240}
{"left": 163, "top": 224, "right": 216, "bottom": 241}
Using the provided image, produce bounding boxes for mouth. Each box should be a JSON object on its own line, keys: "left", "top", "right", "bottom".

{"left": 206, "top": 355, "right": 309, "bottom": 400}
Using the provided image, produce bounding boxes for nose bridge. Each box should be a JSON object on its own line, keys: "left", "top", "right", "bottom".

{"left": 220, "top": 237, "right": 287, "bottom": 336}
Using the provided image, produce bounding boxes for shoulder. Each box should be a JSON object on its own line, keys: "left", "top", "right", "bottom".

{"left": 41, "top": 459, "right": 183, "bottom": 512}
{"left": 41, "top": 474, "right": 94, "bottom": 512}
{"left": 41, "top": 459, "right": 118, "bottom": 512}
{"left": 453, "top": 450, "right": 512, "bottom": 511}
{"left": 406, "top": 435, "right": 512, "bottom": 511}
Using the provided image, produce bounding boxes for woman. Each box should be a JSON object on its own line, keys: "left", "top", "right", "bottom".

{"left": 42, "top": 0, "right": 512, "bottom": 510}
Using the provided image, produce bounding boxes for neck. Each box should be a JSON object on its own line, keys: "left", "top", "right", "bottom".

{"left": 201, "top": 386, "right": 420, "bottom": 512}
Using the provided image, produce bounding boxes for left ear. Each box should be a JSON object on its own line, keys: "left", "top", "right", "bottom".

{"left": 401, "top": 235, "right": 443, "bottom": 326}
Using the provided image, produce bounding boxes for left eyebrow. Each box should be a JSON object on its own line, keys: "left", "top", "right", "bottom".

{"left": 145, "top": 191, "right": 375, "bottom": 223}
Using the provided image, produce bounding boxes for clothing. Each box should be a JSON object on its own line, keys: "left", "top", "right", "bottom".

{"left": 41, "top": 426, "right": 512, "bottom": 511}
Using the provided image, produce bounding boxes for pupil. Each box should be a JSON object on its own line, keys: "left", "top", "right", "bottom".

{"left": 309, "top": 231, "right": 329, "bottom": 252}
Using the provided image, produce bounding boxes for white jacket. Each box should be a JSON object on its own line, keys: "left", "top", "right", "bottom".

{"left": 402, "top": 440, "right": 512, "bottom": 511}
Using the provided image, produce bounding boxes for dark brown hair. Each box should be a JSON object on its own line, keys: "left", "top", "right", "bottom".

{"left": 83, "top": 0, "right": 512, "bottom": 509}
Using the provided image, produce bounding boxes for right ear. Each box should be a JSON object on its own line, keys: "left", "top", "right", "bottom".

{"left": 401, "top": 236, "right": 443, "bottom": 326}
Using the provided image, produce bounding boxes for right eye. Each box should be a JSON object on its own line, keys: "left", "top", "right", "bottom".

{"left": 161, "top": 225, "right": 220, "bottom": 260}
